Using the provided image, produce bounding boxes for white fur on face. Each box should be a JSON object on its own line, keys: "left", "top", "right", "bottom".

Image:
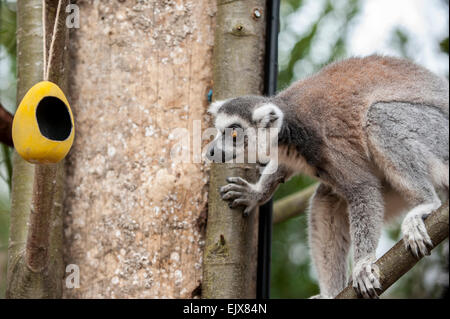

{"left": 208, "top": 99, "right": 229, "bottom": 116}
{"left": 214, "top": 114, "right": 249, "bottom": 132}
{"left": 252, "top": 103, "right": 284, "bottom": 129}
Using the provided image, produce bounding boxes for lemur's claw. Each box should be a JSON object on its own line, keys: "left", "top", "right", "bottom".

{"left": 226, "top": 177, "right": 249, "bottom": 186}
{"left": 352, "top": 257, "right": 381, "bottom": 299}
{"left": 402, "top": 214, "right": 433, "bottom": 259}
{"left": 220, "top": 177, "right": 260, "bottom": 217}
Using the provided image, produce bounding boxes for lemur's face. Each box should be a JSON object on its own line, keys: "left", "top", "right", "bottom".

{"left": 206, "top": 96, "right": 283, "bottom": 164}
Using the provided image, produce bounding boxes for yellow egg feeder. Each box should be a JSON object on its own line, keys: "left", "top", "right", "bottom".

{"left": 12, "top": 81, "right": 75, "bottom": 164}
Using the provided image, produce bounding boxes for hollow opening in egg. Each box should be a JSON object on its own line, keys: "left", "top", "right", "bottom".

{"left": 36, "top": 96, "right": 72, "bottom": 141}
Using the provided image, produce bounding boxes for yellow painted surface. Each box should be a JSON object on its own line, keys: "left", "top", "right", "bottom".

{"left": 12, "top": 81, "right": 75, "bottom": 164}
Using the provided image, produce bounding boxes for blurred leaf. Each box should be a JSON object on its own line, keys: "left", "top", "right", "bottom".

{"left": 440, "top": 37, "right": 449, "bottom": 54}
{"left": 391, "top": 28, "right": 410, "bottom": 58}
{"left": 284, "top": 0, "right": 304, "bottom": 12}
{"left": 278, "top": 22, "right": 319, "bottom": 89}
{"left": 0, "top": 0, "right": 17, "bottom": 73}
{"left": 277, "top": 0, "right": 360, "bottom": 90}
{"left": 273, "top": 175, "right": 315, "bottom": 201}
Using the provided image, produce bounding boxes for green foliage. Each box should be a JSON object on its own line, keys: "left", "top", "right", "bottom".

{"left": 271, "top": 215, "right": 319, "bottom": 298}
{"left": 0, "top": 0, "right": 16, "bottom": 74}
{"left": 391, "top": 28, "right": 410, "bottom": 58}
{"left": 0, "top": 0, "right": 16, "bottom": 299}
{"left": 277, "top": 0, "right": 360, "bottom": 90}
{"left": 0, "top": 187, "right": 9, "bottom": 298}
{"left": 440, "top": 37, "right": 449, "bottom": 54}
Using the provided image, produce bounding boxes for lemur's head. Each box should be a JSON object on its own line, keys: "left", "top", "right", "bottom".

{"left": 206, "top": 96, "right": 283, "bottom": 163}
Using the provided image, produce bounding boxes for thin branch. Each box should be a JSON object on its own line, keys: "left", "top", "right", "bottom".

{"left": 0, "top": 102, "right": 13, "bottom": 147}
{"left": 336, "top": 201, "right": 449, "bottom": 299}
{"left": 1, "top": 143, "right": 13, "bottom": 188}
{"left": 24, "top": 0, "right": 67, "bottom": 273}
{"left": 6, "top": 0, "right": 68, "bottom": 299}
{"left": 272, "top": 183, "right": 317, "bottom": 224}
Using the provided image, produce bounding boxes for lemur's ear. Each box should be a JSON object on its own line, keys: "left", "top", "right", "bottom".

{"left": 207, "top": 100, "right": 228, "bottom": 116}
{"left": 252, "top": 103, "right": 283, "bottom": 128}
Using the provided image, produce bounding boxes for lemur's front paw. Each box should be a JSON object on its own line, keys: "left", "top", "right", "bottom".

{"left": 352, "top": 257, "right": 381, "bottom": 299}
{"left": 402, "top": 214, "right": 433, "bottom": 258}
{"left": 219, "top": 177, "right": 261, "bottom": 217}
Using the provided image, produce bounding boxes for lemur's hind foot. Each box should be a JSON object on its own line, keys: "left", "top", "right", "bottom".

{"left": 401, "top": 201, "right": 440, "bottom": 258}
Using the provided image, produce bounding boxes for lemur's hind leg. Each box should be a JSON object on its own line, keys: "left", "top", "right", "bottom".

{"left": 308, "top": 184, "right": 350, "bottom": 298}
{"left": 367, "top": 102, "right": 449, "bottom": 258}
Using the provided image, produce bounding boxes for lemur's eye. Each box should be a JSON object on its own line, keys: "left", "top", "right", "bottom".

{"left": 231, "top": 129, "right": 238, "bottom": 140}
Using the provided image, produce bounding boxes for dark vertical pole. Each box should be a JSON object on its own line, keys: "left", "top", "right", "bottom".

{"left": 257, "top": 0, "right": 280, "bottom": 299}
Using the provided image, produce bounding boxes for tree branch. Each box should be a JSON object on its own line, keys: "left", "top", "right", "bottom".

{"left": 336, "top": 201, "right": 449, "bottom": 299}
{"left": 0, "top": 102, "right": 13, "bottom": 147}
{"left": 272, "top": 184, "right": 317, "bottom": 224}
{"left": 6, "top": 0, "right": 68, "bottom": 298}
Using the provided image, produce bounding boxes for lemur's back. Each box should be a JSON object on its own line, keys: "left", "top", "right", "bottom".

{"left": 277, "top": 55, "right": 449, "bottom": 158}
{"left": 279, "top": 55, "right": 448, "bottom": 114}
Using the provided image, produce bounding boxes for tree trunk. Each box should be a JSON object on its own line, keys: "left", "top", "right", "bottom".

{"left": 202, "top": 0, "right": 267, "bottom": 299}
{"left": 63, "top": 0, "right": 216, "bottom": 298}
{"left": 6, "top": 0, "right": 68, "bottom": 299}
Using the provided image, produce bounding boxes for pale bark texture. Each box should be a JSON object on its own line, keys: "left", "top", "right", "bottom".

{"left": 6, "top": 0, "right": 68, "bottom": 298}
{"left": 336, "top": 201, "right": 449, "bottom": 299}
{"left": 64, "top": 0, "right": 216, "bottom": 298}
{"left": 202, "top": 0, "right": 267, "bottom": 299}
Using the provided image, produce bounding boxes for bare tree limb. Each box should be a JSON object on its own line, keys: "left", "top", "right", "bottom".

{"left": 272, "top": 184, "right": 317, "bottom": 224}
{"left": 6, "top": 0, "right": 68, "bottom": 298}
{"left": 336, "top": 201, "right": 449, "bottom": 299}
{"left": 0, "top": 102, "right": 13, "bottom": 147}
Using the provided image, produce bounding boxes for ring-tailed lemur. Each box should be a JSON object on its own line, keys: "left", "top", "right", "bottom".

{"left": 206, "top": 56, "right": 449, "bottom": 299}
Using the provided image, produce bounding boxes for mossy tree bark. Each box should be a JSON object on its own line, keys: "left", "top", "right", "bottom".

{"left": 6, "top": 0, "right": 68, "bottom": 298}
{"left": 202, "top": 0, "right": 267, "bottom": 299}
{"left": 336, "top": 201, "right": 449, "bottom": 299}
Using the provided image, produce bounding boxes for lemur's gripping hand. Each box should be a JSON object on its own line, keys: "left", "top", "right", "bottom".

{"left": 402, "top": 213, "right": 433, "bottom": 258}
{"left": 351, "top": 256, "right": 381, "bottom": 299}
{"left": 220, "top": 177, "right": 262, "bottom": 217}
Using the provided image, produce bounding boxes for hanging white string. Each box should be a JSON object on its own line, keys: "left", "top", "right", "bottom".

{"left": 43, "top": 0, "right": 63, "bottom": 81}
{"left": 42, "top": 0, "right": 47, "bottom": 79}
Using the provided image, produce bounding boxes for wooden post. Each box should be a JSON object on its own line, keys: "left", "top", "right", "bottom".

{"left": 202, "top": 0, "right": 267, "bottom": 299}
